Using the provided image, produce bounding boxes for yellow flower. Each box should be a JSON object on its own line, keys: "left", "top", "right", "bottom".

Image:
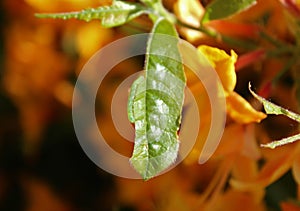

{"left": 184, "top": 45, "right": 266, "bottom": 164}
{"left": 198, "top": 46, "right": 237, "bottom": 93}
{"left": 198, "top": 45, "right": 266, "bottom": 124}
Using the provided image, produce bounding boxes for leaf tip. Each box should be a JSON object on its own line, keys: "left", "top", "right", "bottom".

{"left": 260, "top": 143, "right": 276, "bottom": 149}
{"left": 34, "top": 13, "right": 45, "bottom": 18}
{"left": 201, "top": 9, "right": 211, "bottom": 24}
{"left": 248, "top": 82, "right": 254, "bottom": 95}
{"left": 248, "top": 82, "right": 263, "bottom": 102}
{"left": 129, "top": 158, "right": 154, "bottom": 181}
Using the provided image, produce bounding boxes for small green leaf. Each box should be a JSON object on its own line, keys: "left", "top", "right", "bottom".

{"left": 261, "top": 133, "right": 300, "bottom": 149}
{"left": 249, "top": 83, "right": 300, "bottom": 122}
{"left": 128, "top": 17, "right": 186, "bottom": 180}
{"left": 35, "top": 0, "right": 149, "bottom": 27}
{"left": 249, "top": 83, "right": 300, "bottom": 149}
{"left": 202, "top": 0, "right": 257, "bottom": 23}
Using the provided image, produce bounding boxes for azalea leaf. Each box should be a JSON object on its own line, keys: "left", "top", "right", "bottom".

{"left": 249, "top": 83, "right": 300, "bottom": 122}
{"left": 128, "top": 76, "right": 145, "bottom": 123}
{"left": 202, "top": 0, "right": 257, "bottom": 23}
{"left": 140, "top": 0, "right": 176, "bottom": 24}
{"left": 35, "top": 0, "right": 149, "bottom": 27}
{"left": 261, "top": 133, "right": 300, "bottom": 149}
{"left": 128, "top": 17, "right": 185, "bottom": 180}
{"left": 249, "top": 83, "right": 300, "bottom": 148}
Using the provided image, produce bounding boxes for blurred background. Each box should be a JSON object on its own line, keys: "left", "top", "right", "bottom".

{"left": 1, "top": 0, "right": 300, "bottom": 211}
{"left": 0, "top": 0, "right": 123, "bottom": 210}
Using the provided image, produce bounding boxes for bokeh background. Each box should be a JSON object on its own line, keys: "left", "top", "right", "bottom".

{"left": 1, "top": 0, "right": 300, "bottom": 210}
{"left": 1, "top": 1, "right": 121, "bottom": 210}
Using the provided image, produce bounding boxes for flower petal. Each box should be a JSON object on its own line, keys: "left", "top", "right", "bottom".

{"left": 174, "top": 0, "right": 205, "bottom": 42}
{"left": 292, "top": 153, "right": 300, "bottom": 185}
{"left": 206, "top": 189, "right": 265, "bottom": 211}
{"left": 214, "top": 124, "right": 244, "bottom": 157}
{"left": 231, "top": 143, "right": 300, "bottom": 191}
{"left": 198, "top": 45, "right": 237, "bottom": 93}
{"left": 226, "top": 92, "right": 267, "bottom": 124}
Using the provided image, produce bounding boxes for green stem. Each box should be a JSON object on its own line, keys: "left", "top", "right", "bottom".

{"left": 261, "top": 133, "right": 300, "bottom": 149}
{"left": 176, "top": 20, "right": 217, "bottom": 36}
{"left": 259, "top": 31, "right": 286, "bottom": 48}
{"left": 145, "top": 0, "right": 176, "bottom": 24}
{"left": 272, "top": 53, "right": 298, "bottom": 85}
{"left": 267, "top": 47, "right": 294, "bottom": 57}
{"left": 221, "top": 35, "right": 257, "bottom": 50}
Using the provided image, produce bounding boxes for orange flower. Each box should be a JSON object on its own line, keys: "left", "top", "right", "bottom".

{"left": 198, "top": 45, "right": 266, "bottom": 124}
{"left": 184, "top": 45, "right": 266, "bottom": 165}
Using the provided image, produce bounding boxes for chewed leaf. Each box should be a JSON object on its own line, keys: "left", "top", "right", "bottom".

{"left": 249, "top": 83, "right": 300, "bottom": 122}
{"left": 129, "top": 18, "right": 186, "bottom": 180}
{"left": 35, "top": 0, "right": 148, "bottom": 27}
{"left": 249, "top": 83, "right": 300, "bottom": 148}
{"left": 202, "top": 0, "right": 257, "bottom": 23}
{"left": 261, "top": 133, "right": 300, "bottom": 149}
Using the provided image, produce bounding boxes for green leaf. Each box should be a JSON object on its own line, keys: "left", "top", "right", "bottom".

{"left": 127, "top": 75, "right": 145, "bottom": 123}
{"left": 261, "top": 133, "right": 300, "bottom": 149}
{"left": 140, "top": 0, "right": 160, "bottom": 6}
{"left": 249, "top": 83, "right": 300, "bottom": 122}
{"left": 35, "top": 0, "right": 149, "bottom": 27}
{"left": 249, "top": 83, "right": 300, "bottom": 149}
{"left": 128, "top": 17, "right": 186, "bottom": 180}
{"left": 140, "top": 0, "right": 176, "bottom": 24}
{"left": 202, "top": 0, "right": 257, "bottom": 23}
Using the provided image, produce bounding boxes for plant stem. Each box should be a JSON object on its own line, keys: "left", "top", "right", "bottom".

{"left": 259, "top": 31, "right": 286, "bottom": 48}
{"left": 272, "top": 54, "right": 298, "bottom": 85}
{"left": 261, "top": 133, "right": 300, "bottom": 149}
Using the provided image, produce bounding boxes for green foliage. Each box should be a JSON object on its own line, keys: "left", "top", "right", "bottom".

{"left": 36, "top": 0, "right": 184, "bottom": 180}
{"left": 202, "top": 0, "right": 257, "bottom": 23}
{"left": 128, "top": 76, "right": 144, "bottom": 123}
{"left": 128, "top": 18, "right": 185, "bottom": 180}
{"left": 249, "top": 83, "right": 300, "bottom": 122}
{"left": 249, "top": 83, "right": 300, "bottom": 149}
{"left": 261, "top": 134, "right": 300, "bottom": 149}
{"left": 36, "top": 0, "right": 263, "bottom": 179}
{"left": 35, "top": 0, "right": 149, "bottom": 27}
{"left": 140, "top": 0, "right": 160, "bottom": 6}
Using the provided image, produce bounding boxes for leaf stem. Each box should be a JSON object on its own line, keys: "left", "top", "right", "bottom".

{"left": 261, "top": 133, "right": 300, "bottom": 149}
{"left": 259, "top": 31, "right": 286, "bottom": 48}
{"left": 249, "top": 82, "right": 300, "bottom": 122}
{"left": 272, "top": 54, "right": 298, "bottom": 85}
